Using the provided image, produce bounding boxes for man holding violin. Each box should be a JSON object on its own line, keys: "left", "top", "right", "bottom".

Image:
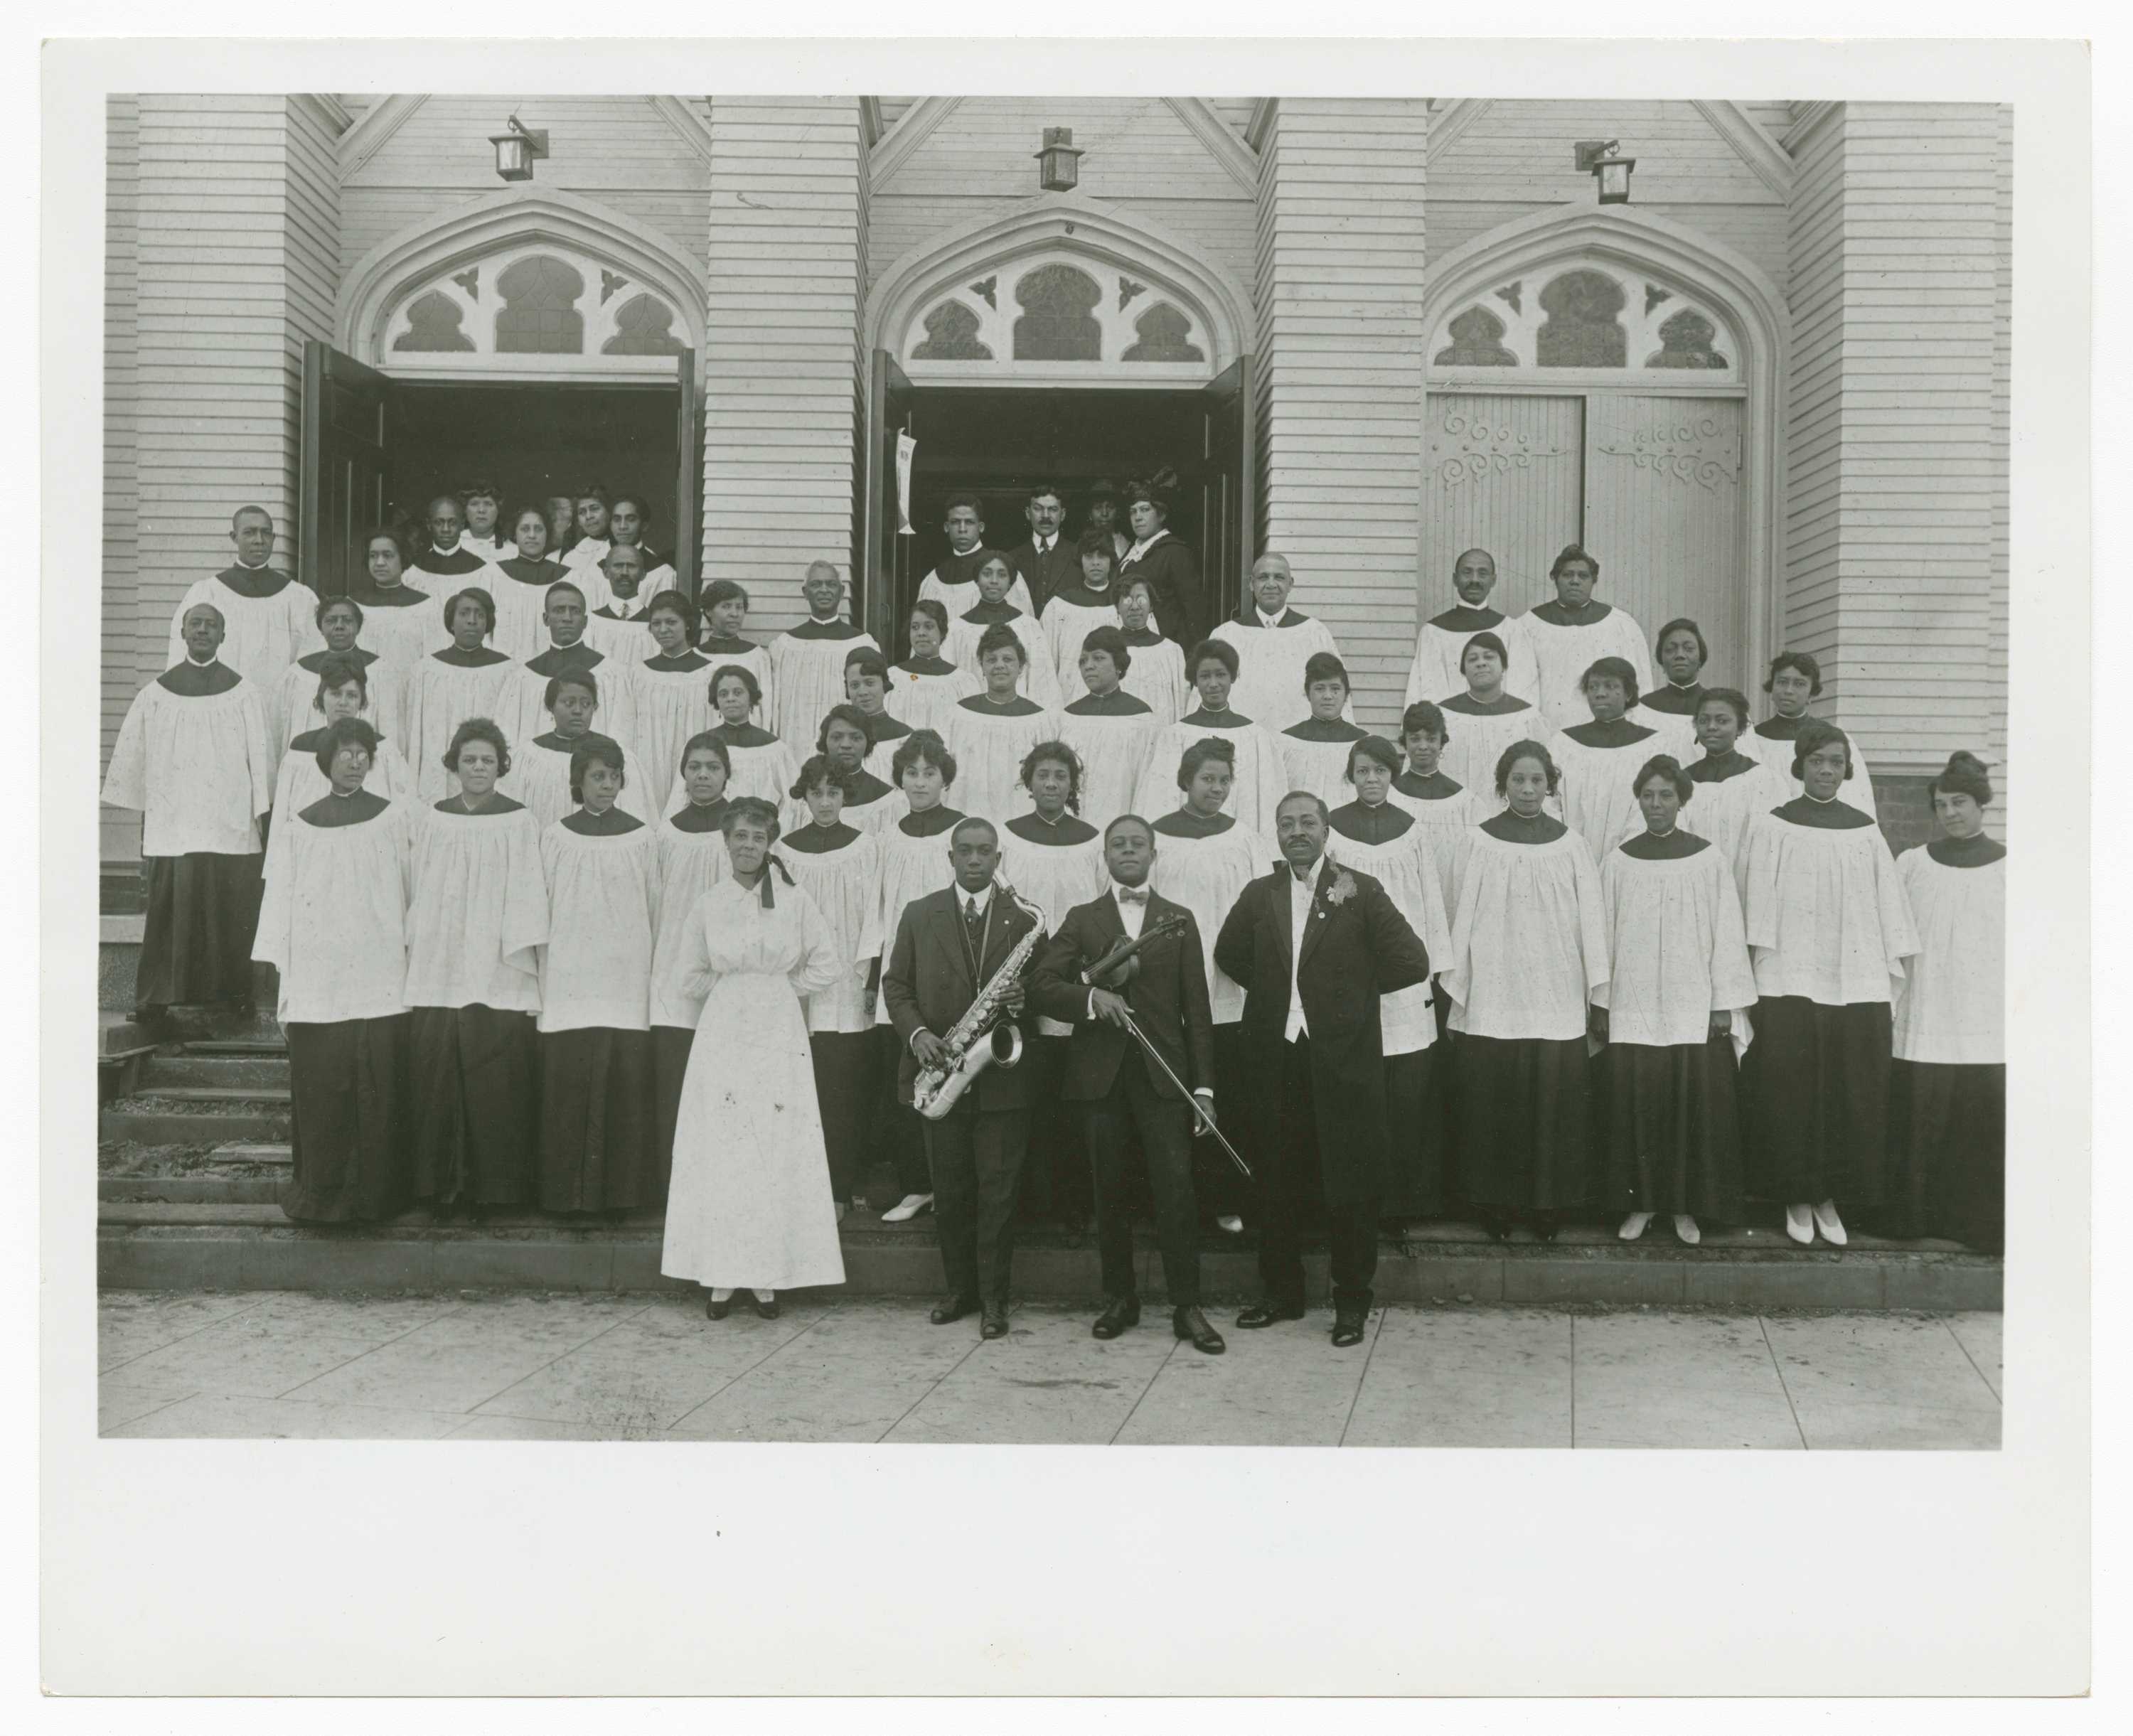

{"left": 1032, "top": 814, "right": 1227, "bottom": 1354}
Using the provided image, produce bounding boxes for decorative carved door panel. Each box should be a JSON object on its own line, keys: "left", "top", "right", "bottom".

{"left": 1423, "top": 394, "right": 1584, "bottom": 611}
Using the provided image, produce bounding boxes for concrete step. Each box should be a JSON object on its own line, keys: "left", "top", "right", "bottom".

{"left": 213, "top": 1142, "right": 293, "bottom": 1165}
{"left": 119, "top": 1085, "right": 293, "bottom": 1105}
{"left": 140, "top": 1054, "right": 292, "bottom": 1088}
{"left": 96, "top": 1201, "right": 2002, "bottom": 1311}
{"left": 100, "top": 1104, "right": 291, "bottom": 1146}
{"left": 181, "top": 1039, "right": 289, "bottom": 1057}
{"left": 100, "top": 1176, "right": 286, "bottom": 1206}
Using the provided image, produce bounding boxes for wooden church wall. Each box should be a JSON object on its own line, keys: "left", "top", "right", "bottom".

{"left": 101, "top": 97, "right": 141, "bottom": 863}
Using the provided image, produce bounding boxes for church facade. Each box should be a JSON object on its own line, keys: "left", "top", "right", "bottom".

{"left": 99, "top": 94, "right": 2011, "bottom": 866}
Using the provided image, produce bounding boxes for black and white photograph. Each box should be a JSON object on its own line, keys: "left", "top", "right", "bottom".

{"left": 37, "top": 21, "right": 2094, "bottom": 1703}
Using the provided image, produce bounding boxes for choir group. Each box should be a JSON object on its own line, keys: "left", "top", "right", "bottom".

{"left": 102, "top": 484, "right": 2007, "bottom": 1336}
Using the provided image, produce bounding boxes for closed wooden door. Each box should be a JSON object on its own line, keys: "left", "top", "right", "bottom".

{"left": 1423, "top": 394, "right": 1583, "bottom": 613}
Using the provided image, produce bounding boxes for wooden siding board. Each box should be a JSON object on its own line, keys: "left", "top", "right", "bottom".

{"left": 102, "top": 97, "right": 144, "bottom": 860}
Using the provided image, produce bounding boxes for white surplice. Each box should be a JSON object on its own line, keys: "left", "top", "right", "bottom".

{"left": 872, "top": 817, "right": 965, "bottom": 1024}
{"left": 658, "top": 733, "right": 800, "bottom": 821}
{"left": 1441, "top": 826, "right": 1610, "bottom": 1040}
{"left": 403, "top": 801, "right": 548, "bottom": 1012}
{"left": 1743, "top": 721, "right": 1877, "bottom": 812}
{"left": 510, "top": 652, "right": 639, "bottom": 756}
{"left": 632, "top": 661, "right": 717, "bottom": 818}
{"left": 1892, "top": 848, "right": 2004, "bottom": 1066}
{"left": 1325, "top": 817, "right": 1453, "bottom": 1055}
{"left": 944, "top": 612, "right": 1062, "bottom": 708}
{"left": 252, "top": 798, "right": 413, "bottom": 1024}
{"left": 1276, "top": 729, "right": 1369, "bottom": 820}
{"left": 1739, "top": 810, "right": 1920, "bottom": 1007}
{"left": 1054, "top": 708, "right": 1160, "bottom": 835}
{"left": 921, "top": 566, "right": 1034, "bottom": 621}
{"left": 767, "top": 625, "right": 879, "bottom": 749}
{"left": 102, "top": 677, "right": 275, "bottom": 857}
{"left": 165, "top": 573, "right": 319, "bottom": 698}
{"left": 404, "top": 653, "right": 523, "bottom": 805}
{"left": 1677, "top": 759, "right": 1794, "bottom": 881}
{"left": 888, "top": 663, "right": 983, "bottom": 736}
{"left": 1625, "top": 695, "right": 1703, "bottom": 764}
{"left": 1522, "top": 606, "right": 1652, "bottom": 733}
{"left": 535, "top": 820, "right": 658, "bottom": 1034}
{"left": 648, "top": 822, "right": 732, "bottom": 1032}
{"left": 943, "top": 700, "right": 1057, "bottom": 825}
{"left": 503, "top": 731, "right": 654, "bottom": 835}
{"left": 1592, "top": 842, "right": 1756, "bottom": 1049}
{"left": 1041, "top": 597, "right": 1130, "bottom": 706}
{"left": 490, "top": 567, "right": 569, "bottom": 665}
{"left": 581, "top": 608, "right": 658, "bottom": 667}
{"left": 269, "top": 737, "right": 417, "bottom": 832}
{"left": 1404, "top": 612, "right": 1541, "bottom": 710}
{"left": 1207, "top": 614, "right": 1349, "bottom": 734}
{"left": 1553, "top": 727, "right": 1664, "bottom": 859}
{"left": 1119, "top": 637, "right": 1188, "bottom": 727}
{"left": 1434, "top": 701, "right": 1560, "bottom": 820}
{"left": 1131, "top": 717, "right": 1290, "bottom": 838}
{"left": 782, "top": 832, "right": 883, "bottom": 1034}
{"left": 1148, "top": 820, "right": 1272, "bottom": 1025}
{"left": 270, "top": 650, "right": 404, "bottom": 756}
{"left": 1384, "top": 781, "right": 1484, "bottom": 915}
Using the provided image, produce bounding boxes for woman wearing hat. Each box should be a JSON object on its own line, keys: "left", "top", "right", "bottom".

{"left": 1117, "top": 475, "right": 1204, "bottom": 649}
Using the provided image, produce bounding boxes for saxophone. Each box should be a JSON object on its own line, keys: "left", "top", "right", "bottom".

{"left": 912, "top": 883, "right": 1044, "bottom": 1122}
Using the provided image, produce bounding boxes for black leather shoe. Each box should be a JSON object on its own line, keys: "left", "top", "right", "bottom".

{"left": 1331, "top": 1309, "right": 1368, "bottom": 1348}
{"left": 1091, "top": 1296, "right": 1140, "bottom": 1339}
{"left": 705, "top": 1293, "right": 731, "bottom": 1321}
{"left": 980, "top": 1301, "right": 1010, "bottom": 1339}
{"left": 752, "top": 1292, "right": 780, "bottom": 1319}
{"left": 1173, "top": 1306, "right": 1225, "bottom": 1354}
{"left": 1236, "top": 1300, "right": 1305, "bottom": 1329}
{"left": 929, "top": 1293, "right": 978, "bottom": 1326}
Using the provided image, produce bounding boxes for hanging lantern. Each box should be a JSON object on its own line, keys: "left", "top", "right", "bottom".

{"left": 490, "top": 115, "right": 550, "bottom": 183}
{"left": 1035, "top": 127, "right": 1084, "bottom": 193}
{"left": 1574, "top": 139, "right": 1637, "bottom": 205}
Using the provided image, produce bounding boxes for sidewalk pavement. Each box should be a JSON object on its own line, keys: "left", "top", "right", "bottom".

{"left": 97, "top": 1290, "right": 2003, "bottom": 1448}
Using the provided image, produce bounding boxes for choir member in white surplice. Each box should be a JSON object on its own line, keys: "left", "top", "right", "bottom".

{"left": 501, "top": 670, "right": 651, "bottom": 833}
{"left": 405, "top": 495, "right": 492, "bottom": 595}
{"left": 998, "top": 739, "right": 1109, "bottom": 1231}
{"left": 491, "top": 506, "right": 570, "bottom": 665}
{"left": 454, "top": 481, "right": 510, "bottom": 566}
{"left": 1277, "top": 652, "right": 1370, "bottom": 819}
{"left": 1116, "top": 476, "right": 1205, "bottom": 648}
{"left": 605, "top": 492, "right": 679, "bottom": 594}
{"left": 1880, "top": 751, "right": 2006, "bottom": 1252}
{"left": 537, "top": 737, "right": 663, "bottom": 1216}
{"left": 1054, "top": 626, "right": 1159, "bottom": 835}
{"left": 346, "top": 527, "right": 440, "bottom": 707}
{"left": 164, "top": 505, "right": 319, "bottom": 707}
{"left": 1676, "top": 687, "right": 1791, "bottom": 877}
{"left": 697, "top": 579, "right": 776, "bottom": 731}
{"left": 557, "top": 488, "right": 616, "bottom": 610}
{"left": 405, "top": 588, "right": 519, "bottom": 806}
{"left": 1552, "top": 655, "right": 1662, "bottom": 859}
{"left": 251, "top": 717, "right": 414, "bottom": 1223}
{"left": 813, "top": 704, "right": 908, "bottom": 840}
{"left": 919, "top": 493, "right": 1036, "bottom": 619}
{"left": 1593, "top": 755, "right": 1757, "bottom": 1245}
{"left": 943, "top": 552, "right": 1062, "bottom": 709}
{"left": 943, "top": 624, "right": 1057, "bottom": 825}
{"left": 768, "top": 561, "right": 876, "bottom": 749}
{"left": 781, "top": 757, "right": 886, "bottom": 1216}
{"left": 1384, "top": 701, "right": 1483, "bottom": 916}
{"left": 269, "top": 594, "right": 397, "bottom": 756}
{"left": 1625, "top": 616, "right": 1712, "bottom": 763}
{"left": 1739, "top": 722, "right": 1920, "bottom": 1248}
{"left": 1115, "top": 575, "right": 1187, "bottom": 726}
{"left": 402, "top": 717, "right": 547, "bottom": 1215}
{"left": 660, "top": 798, "right": 849, "bottom": 1316}
{"left": 510, "top": 579, "right": 638, "bottom": 754}
{"left": 581, "top": 542, "right": 661, "bottom": 665}
{"left": 631, "top": 589, "right": 716, "bottom": 818}
{"left": 659, "top": 664, "right": 799, "bottom": 821}
{"left": 1130, "top": 636, "right": 1288, "bottom": 837}
{"left": 648, "top": 734, "right": 734, "bottom": 1180}
{"left": 1327, "top": 736, "right": 1455, "bottom": 1226}
{"left": 1521, "top": 543, "right": 1652, "bottom": 734}
{"left": 103, "top": 603, "right": 277, "bottom": 1017}
{"left": 1435, "top": 633, "right": 1561, "bottom": 823}
{"left": 1440, "top": 740, "right": 1609, "bottom": 1241}
{"left": 1209, "top": 553, "right": 1349, "bottom": 734}
{"left": 270, "top": 654, "right": 417, "bottom": 831}
{"left": 1042, "top": 532, "right": 1145, "bottom": 707}
{"left": 891, "top": 599, "right": 983, "bottom": 734}
{"left": 1745, "top": 650, "right": 1876, "bottom": 811}
{"left": 845, "top": 645, "right": 916, "bottom": 789}
{"left": 1402, "top": 545, "right": 1540, "bottom": 712}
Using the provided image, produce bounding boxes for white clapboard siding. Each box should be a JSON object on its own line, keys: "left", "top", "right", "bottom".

{"left": 102, "top": 96, "right": 143, "bottom": 862}
{"left": 1781, "top": 103, "right": 2001, "bottom": 775}
{"left": 1256, "top": 98, "right": 1429, "bottom": 738}
{"left": 1989, "top": 103, "right": 2011, "bottom": 837}
{"left": 702, "top": 98, "right": 869, "bottom": 639}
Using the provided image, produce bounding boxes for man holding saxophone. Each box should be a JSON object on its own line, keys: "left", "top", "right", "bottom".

{"left": 882, "top": 817, "right": 1045, "bottom": 1340}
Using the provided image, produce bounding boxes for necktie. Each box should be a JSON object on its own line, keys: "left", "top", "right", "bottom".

{"left": 964, "top": 896, "right": 985, "bottom": 948}
{"left": 1116, "top": 886, "right": 1148, "bottom": 906}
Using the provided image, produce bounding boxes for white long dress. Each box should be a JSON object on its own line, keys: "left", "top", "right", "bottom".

{"left": 1325, "top": 811, "right": 1453, "bottom": 1057}
{"left": 659, "top": 875, "right": 850, "bottom": 1290}
{"left": 943, "top": 697, "right": 1057, "bottom": 825}
{"left": 1404, "top": 610, "right": 1541, "bottom": 710}
{"left": 782, "top": 831, "right": 883, "bottom": 1035}
{"left": 633, "top": 657, "right": 717, "bottom": 818}
{"left": 1148, "top": 818, "right": 1271, "bottom": 1027}
{"left": 1208, "top": 612, "right": 1349, "bottom": 734}
{"left": 1740, "top": 808, "right": 1919, "bottom": 1008}
{"left": 1553, "top": 724, "right": 1665, "bottom": 859}
{"left": 404, "top": 651, "right": 522, "bottom": 805}
{"left": 1055, "top": 702, "right": 1159, "bottom": 834}
{"left": 270, "top": 648, "right": 404, "bottom": 756}
{"left": 252, "top": 797, "right": 414, "bottom": 1024}
{"left": 889, "top": 660, "right": 983, "bottom": 735}
{"left": 1435, "top": 697, "right": 1560, "bottom": 820}
{"left": 102, "top": 674, "right": 276, "bottom": 858}
{"left": 1277, "top": 724, "right": 1370, "bottom": 819}
{"left": 1593, "top": 841, "right": 1757, "bottom": 1051}
{"left": 1678, "top": 756, "right": 1793, "bottom": 881}
{"left": 1119, "top": 635, "right": 1188, "bottom": 727}
{"left": 503, "top": 729, "right": 654, "bottom": 834}
{"left": 1744, "top": 718, "right": 1877, "bottom": 812}
{"left": 1442, "top": 825, "right": 1610, "bottom": 1039}
{"left": 166, "top": 572, "right": 319, "bottom": 701}
{"left": 1130, "top": 714, "right": 1289, "bottom": 837}
{"left": 1385, "top": 774, "right": 1484, "bottom": 914}
{"left": 269, "top": 736, "right": 417, "bottom": 832}
{"left": 944, "top": 610, "right": 1062, "bottom": 708}
{"left": 872, "top": 814, "right": 966, "bottom": 1025}
{"left": 769, "top": 623, "right": 878, "bottom": 749}
{"left": 1522, "top": 606, "right": 1652, "bottom": 733}
{"left": 1893, "top": 847, "right": 2004, "bottom": 1066}
{"left": 402, "top": 801, "right": 548, "bottom": 1014}
{"left": 648, "top": 817, "right": 732, "bottom": 1034}
{"left": 536, "top": 820, "right": 658, "bottom": 1034}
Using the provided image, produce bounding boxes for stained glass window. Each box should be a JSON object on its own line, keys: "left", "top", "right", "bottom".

{"left": 601, "top": 294, "right": 685, "bottom": 356}
{"left": 1122, "top": 304, "right": 1204, "bottom": 363}
{"left": 1536, "top": 269, "right": 1627, "bottom": 368}
{"left": 912, "top": 301, "right": 993, "bottom": 360}
{"left": 1012, "top": 263, "right": 1102, "bottom": 361}
{"left": 393, "top": 290, "right": 474, "bottom": 353}
{"left": 1646, "top": 309, "right": 1731, "bottom": 370}
{"left": 1433, "top": 305, "right": 1517, "bottom": 368}
{"left": 494, "top": 255, "right": 586, "bottom": 354}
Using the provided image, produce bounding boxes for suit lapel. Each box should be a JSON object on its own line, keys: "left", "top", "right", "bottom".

{"left": 977, "top": 889, "right": 1030, "bottom": 980}
{"left": 934, "top": 896, "right": 976, "bottom": 991}
{"left": 1271, "top": 868, "right": 1298, "bottom": 985}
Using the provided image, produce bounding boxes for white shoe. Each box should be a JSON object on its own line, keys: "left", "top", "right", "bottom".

{"left": 1618, "top": 1211, "right": 1653, "bottom": 1241}
{"left": 1812, "top": 1199, "right": 1848, "bottom": 1247}
{"left": 1216, "top": 1214, "right": 1244, "bottom": 1236}
{"left": 881, "top": 1193, "right": 934, "bottom": 1223}
{"left": 1673, "top": 1214, "right": 1701, "bottom": 1246}
{"left": 1784, "top": 1204, "right": 1814, "bottom": 1245}
{"left": 835, "top": 1201, "right": 850, "bottom": 1223}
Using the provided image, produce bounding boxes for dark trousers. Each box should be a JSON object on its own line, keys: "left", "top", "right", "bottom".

{"left": 1192, "top": 1024, "right": 1250, "bottom": 1221}
{"left": 810, "top": 1030, "right": 875, "bottom": 1204}
{"left": 924, "top": 1107, "right": 1030, "bottom": 1303}
{"left": 1084, "top": 1053, "right": 1200, "bottom": 1308}
{"left": 868, "top": 1025, "right": 931, "bottom": 1196}
{"left": 1014, "top": 1033, "right": 1090, "bottom": 1221}
{"left": 1256, "top": 1034, "right": 1379, "bottom": 1313}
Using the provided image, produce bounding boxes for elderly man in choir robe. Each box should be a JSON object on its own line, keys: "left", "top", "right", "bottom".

{"left": 513, "top": 580, "right": 638, "bottom": 751}
{"left": 582, "top": 543, "right": 658, "bottom": 664}
{"left": 1209, "top": 554, "right": 1351, "bottom": 734}
{"left": 1522, "top": 543, "right": 1652, "bottom": 732}
{"left": 769, "top": 560, "right": 878, "bottom": 748}
{"left": 405, "top": 495, "right": 493, "bottom": 592}
{"left": 164, "top": 505, "right": 319, "bottom": 704}
{"left": 104, "top": 604, "right": 277, "bottom": 1020}
{"left": 919, "top": 493, "right": 1035, "bottom": 618}
{"left": 1403, "top": 547, "right": 1540, "bottom": 709}
{"left": 605, "top": 493, "right": 680, "bottom": 592}
{"left": 1003, "top": 483, "right": 1079, "bottom": 616}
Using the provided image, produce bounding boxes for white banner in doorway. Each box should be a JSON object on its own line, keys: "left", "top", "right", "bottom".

{"left": 895, "top": 432, "right": 916, "bottom": 535}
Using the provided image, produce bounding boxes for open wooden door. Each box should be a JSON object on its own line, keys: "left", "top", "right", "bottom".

{"left": 1201, "top": 355, "right": 1256, "bottom": 626}
{"left": 673, "top": 347, "right": 700, "bottom": 600}
{"left": 861, "top": 349, "right": 917, "bottom": 645}
{"left": 299, "top": 341, "right": 390, "bottom": 599}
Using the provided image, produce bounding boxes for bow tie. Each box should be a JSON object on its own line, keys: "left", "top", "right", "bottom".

{"left": 1115, "top": 886, "right": 1149, "bottom": 906}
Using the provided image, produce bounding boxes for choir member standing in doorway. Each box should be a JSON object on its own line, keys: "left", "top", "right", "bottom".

{"left": 405, "top": 494, "right": 493, "bottom": 593}
{"left": 492, "top": 505, "right": 569, "bottom": 663}
{"left": 1116, "top": 476, "right": 1203, "bottom": 647}
{"left": 943, "top": 550, "right": 1062, "bottom": 709}
{"left": 604, "top": 492, "right": 678, "bottom": 592}
{"left": 342, "top": 529, "right": 437, "bottom": 738}
{"left": 920, "top": 493, "right": 1035, "bottom": 618}
{"left": 1005, "top": 481, "right": 1079, "bottom": 615}
{"left": 456, "top": 481, "right": 510, "bottom": 565}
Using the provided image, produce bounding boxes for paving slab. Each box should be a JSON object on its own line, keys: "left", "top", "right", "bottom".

{"left": 1763, "top": 1313, "right": 2001, "bottom": 1415}
{"left": 885, "top": 1304, "right": 1178, "bottom": 1445}
{"left": 1115, "top": 1309, "right": 1379, "bottom": 1447}
{"left": 109, "top": 1316, "right": 397, "bottom": 1401}
{"left": 1342, "top": 1308, "right": 1572, "bottom": 1449}
{"left": 98, "top": 1378, "right": 201, "bottom": 1433}
{"left": 97, "top": 1290, "right": 267, "bottom": 1373}
{"left": 103, "top": 1393, "right": 467, "bottom": 1440}
{"left": 1791, "top": 1399, "right": 2001, "bottom": 1452}
{"left": 1945, "top": 1312, "right": 2004, "bottom": 1400}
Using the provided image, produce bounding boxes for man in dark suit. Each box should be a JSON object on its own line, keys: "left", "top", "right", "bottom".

{"left": 1213, "top": 791, "right": 1432, "bottom": 1347}
{"left": 1005, "top": 481, "right": 1081, "bottom": 616}
{"left": 882, "top": 817, "right": 1045, "bottom": 1340}
{"left": 1032, "top": 815, "right": 1226, "bottom": 1354}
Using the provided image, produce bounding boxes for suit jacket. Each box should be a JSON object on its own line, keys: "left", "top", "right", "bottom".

{"left": 1212, "top": 857, "right": 1431, "bottom": 1204}
{"left": 1030, "top": 889, "right": 1216, "bottom": 1105}
{"left": 1005, "top": 537, "right": 1081, "bottom": 616}
{"left": 1118, "top": 536, "right": 1204, "bottom": 648}
{"left": 882, "top": 882, "right": 1045, "bottom": 1112}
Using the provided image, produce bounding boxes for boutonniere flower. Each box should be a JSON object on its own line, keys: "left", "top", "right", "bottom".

{"left": 1325, "top": 871, "right": 1358, "bottom": 909}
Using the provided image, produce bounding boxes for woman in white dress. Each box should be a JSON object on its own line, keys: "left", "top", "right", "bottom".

{"left": 491, "top": 505, "right": 570, "bottom": 664}
{"left": 781, "top": 756, "right": 884, "bottom": 1218}
{"left": 270, "top": 594, "right": 397, "bottom": 753}
{"left": 1739, "top": 721, "right": 1920, "bottom": 1247}
{"left": 1746, "top": 650, "right": 1875, "bottom": 810}
{"left": 1878, "top": 750, "right": 2005, "bottom": 1251}
{"left": 1593, "top": 755, "right": 1756, "bottom": 1246}
{"left": 270, "top": 653, "right": 416, "bottom": 829}
{"left": 648, "top": 733, "right": 734, "bottom": 1177}
{"left": 813, "top": 704, "right": 907, "bottom": 839}
{"left": 407, "top": 587, "right": 519, "bottom": 805}
{"left": 695, "top": 579, "right": 777, "bottom": 731}
{"left": 1277, "top": 651, "right": 1369, "bottom": 818}
{"left": 661, "top": 797, "right": 850, "bottom": 1318}
{"left": 680, "top": 663, "right": 799, "bottom": 815}
{"left": 1625, "top": 616, "right": 1711, "bottom": 763}
{"left": 1552, "top": 655, "right": 1662, "bottom": 858}
{"left": 1440, "top": 739, "right": 1609, "bottom": 1241}
{"left": 1385, "top": 700, "right": 1482, "bottom": 915}
{"left": 891, "top": 599, "right": 981, "bottom": 734}
{"left": 944, "top": 623, "right": 1055, "bottom": 825}
{"left": 537, "top": 736, "right": 662, "bottom": 1218}
{"left": 251, "top": 716, "right": 415, "bottom": 1224}
{"left": 944, "top": 552, "right": 1060, "bottom": 709}
{"left": 1131, "top": 636, "right": 1287, "bottom": 836}
{"left": 1115, "top": 574, "right": 1187, "bottom": 726}
{"left": 631, "top": 589, "right": 715, "bottom": 818}
{"left": 402, "top": 717, "right": 547, "bottom": 1217}
{"left": 1436, "top": 633, "right": 1558, "bottom": 821}
{"left": 1054, "top": 625, "right": 1159, "bottom": 835}
{"left": 1677, "top": 687, "right": 1791, "bottom": 876}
